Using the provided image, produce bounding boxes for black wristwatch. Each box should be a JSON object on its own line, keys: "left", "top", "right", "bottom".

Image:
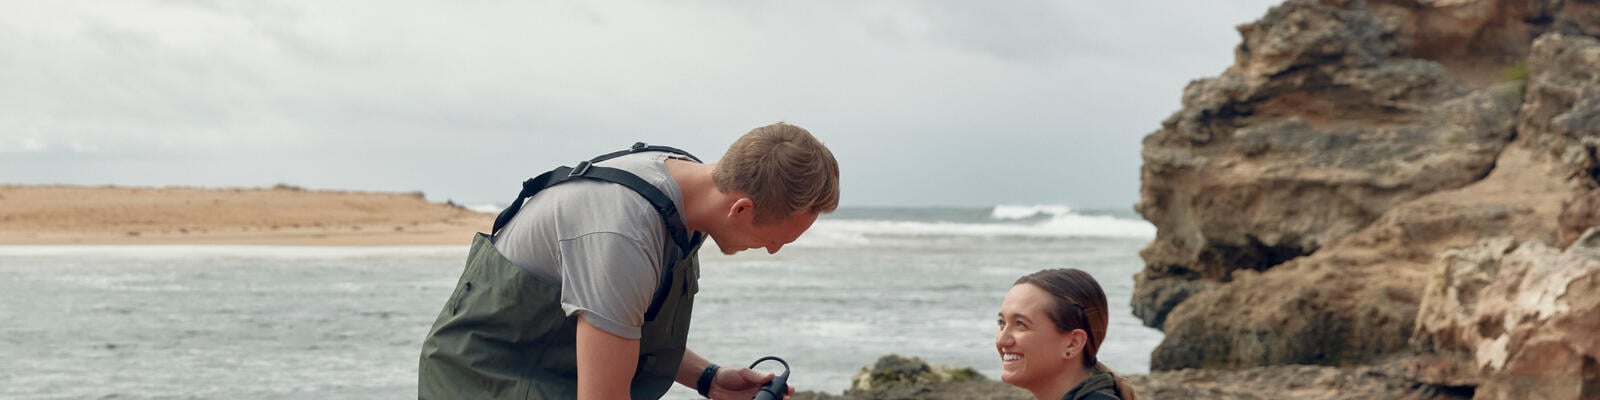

{"left": 696, "top": 363, "right": 720, "bottom": 397}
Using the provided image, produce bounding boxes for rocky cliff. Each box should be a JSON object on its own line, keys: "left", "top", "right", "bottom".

{"left": 1133, "top": 0, "right": 1600, "bottom": 398}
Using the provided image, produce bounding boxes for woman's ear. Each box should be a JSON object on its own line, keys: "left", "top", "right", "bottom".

{"left": 1061, "top": 329, "right": 1089, "bottom": 360}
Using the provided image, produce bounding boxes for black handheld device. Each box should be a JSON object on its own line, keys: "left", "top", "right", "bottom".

{"left": 749, "top": 356, "right": 790, "bottom": 400}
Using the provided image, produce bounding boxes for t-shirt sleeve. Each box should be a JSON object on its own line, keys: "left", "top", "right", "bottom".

{"left": 557, "top": 231, "right": 661, "bottom": 340}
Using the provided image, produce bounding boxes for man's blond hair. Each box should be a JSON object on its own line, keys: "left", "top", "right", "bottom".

{"left": 712, "top": 122, "right": 840, "bottom": 224}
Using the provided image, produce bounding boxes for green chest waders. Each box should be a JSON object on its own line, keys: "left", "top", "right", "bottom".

{"left": 419, "top": 143, "right": 704, "bottom": 400}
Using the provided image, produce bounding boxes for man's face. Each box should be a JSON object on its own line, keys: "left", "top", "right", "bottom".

{"left": 713, "top": 211, "right": 818, "bottom": 255}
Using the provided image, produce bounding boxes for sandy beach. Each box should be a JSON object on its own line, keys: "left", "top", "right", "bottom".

{"left": 0, "top": 184, "right": 494, "bottom": 246}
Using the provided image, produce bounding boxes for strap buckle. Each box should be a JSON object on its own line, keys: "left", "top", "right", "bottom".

{"left": 631, "top": 142, "right": 649, "bottom": 151}
{"left": 568, "top": 161, "right": 592, "bottom": 178}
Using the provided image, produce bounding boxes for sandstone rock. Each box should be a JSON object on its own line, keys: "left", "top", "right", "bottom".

{"left": 1134, "top": 0, "right": 1519, "bottom": 331}
{"left": 1151, "top": 142, "right": 1569, "bottom": 371}
{"left": 1519, "top": 34, "right": 1600, "bottom": 180}
{"left": 1365, "top": 0, "right": 1568, "bottom": 85}
{"left": 1129, "top": 273, "right": 1219, "bottom": 330}
{"left": 1549, "top": 0, "right": 1600, "bottom": 38}
{"left": 1411, "top": 229, "right": 1600, "bottom": 399}
{"left": 1132, "top": 0, "right": 1600, "bottom": 394}
{"left": 1562, "top": 188, "right": 1600, "bottom": 248}
{"left": 1518, "top": 33, "right": 1600, "bottom": 248}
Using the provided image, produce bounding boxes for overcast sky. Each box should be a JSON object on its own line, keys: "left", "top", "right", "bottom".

{"left": 2, "top": 0, "right": 1283, "bottom": 209}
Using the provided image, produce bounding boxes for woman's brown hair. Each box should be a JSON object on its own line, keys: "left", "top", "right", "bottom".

{"left": 1014, "top": 268, "right": 1138, "bottom": 400}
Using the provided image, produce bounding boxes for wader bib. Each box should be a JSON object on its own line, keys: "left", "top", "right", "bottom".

{"left": 419, "top": 143, "right": 704, "bottom": 399}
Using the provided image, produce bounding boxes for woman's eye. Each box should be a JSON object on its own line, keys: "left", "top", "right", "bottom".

{"left": 995, "top": 319, "right": 1005, "bottom": 327}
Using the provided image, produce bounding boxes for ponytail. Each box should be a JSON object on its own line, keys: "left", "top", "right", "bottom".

{"left": 1094, "top": 362, "right": 1139, "bottom": 400}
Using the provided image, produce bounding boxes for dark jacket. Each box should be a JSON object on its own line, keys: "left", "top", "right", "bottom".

{"left": 1060, "top": 366, "right": 1122, "bottom": 400}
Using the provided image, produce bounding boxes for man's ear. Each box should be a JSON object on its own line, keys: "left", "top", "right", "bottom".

{"left": 729, "top": 197, "right": 754, "bottom": 219}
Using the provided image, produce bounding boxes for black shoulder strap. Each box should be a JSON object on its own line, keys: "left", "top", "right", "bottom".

{"left": 588, "top": 142, "right": 702, "bottom": 164}
{"left": 490, "top": 142, "right": 703, "bottom": 321}
{"left": 491, "top": 142, "right": 699, "bottom": 239}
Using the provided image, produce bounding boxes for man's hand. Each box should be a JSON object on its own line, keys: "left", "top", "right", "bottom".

{"left": 706, "top": 366, "right": 794, "bottom": 400}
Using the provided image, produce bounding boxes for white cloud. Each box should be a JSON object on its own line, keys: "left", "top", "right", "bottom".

{"left": 0, "top": 0, "right": 1283, "bottom": 207}
{"left": 2, "top": 138, "right": 48, "bottom": 153}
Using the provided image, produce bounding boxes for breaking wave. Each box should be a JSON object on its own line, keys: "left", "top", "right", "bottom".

{"left": 794, "top": 205, "right": 1154, "bottom": 247}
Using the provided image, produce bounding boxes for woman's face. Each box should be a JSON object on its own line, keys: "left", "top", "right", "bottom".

{"left": 995, "top": 283, "right": 1075, "bottom": 389}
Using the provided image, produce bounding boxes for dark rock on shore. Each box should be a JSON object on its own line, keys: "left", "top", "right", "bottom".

{"left": 1122, "top": 361, "right": 1470, "bottom": 400}
{"left": 798, "top": 355, "right": 1472, "bottom": 400}
{"left": 793, "top": 355, "right": 1028, "bottom": 400}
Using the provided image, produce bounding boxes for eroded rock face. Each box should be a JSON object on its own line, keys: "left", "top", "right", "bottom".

{"left": 1151, "top": 147, "right": 1568, "bottom": 370}
{"left": 1519, "top": 33, "right": 1600, "bottom": 247}
{"left": 1521, "top": 34, "right": 1600, "bottom": 175}
{"left": 1135, "top": 0, "right": 1600, "bottom": 390}
{"left": 1411, "top": 230, "right": 1600, "bottom": 399}
{"left": 1563, "top": 189, "right": 1600, "bottom": 247}
{"left": 1134, "top": 0, "right": 1520, "bottom": 330}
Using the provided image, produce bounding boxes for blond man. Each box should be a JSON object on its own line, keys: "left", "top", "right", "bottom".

{"left": 420, "top": 123, "right": 840, "bottom": 399}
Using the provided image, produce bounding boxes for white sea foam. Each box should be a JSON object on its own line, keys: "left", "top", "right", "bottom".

{"left": 806, "top": 217, "right": 1153, "bottom": 240}
{"left": 990, "top": 204, "right": 1074, "bottom": 220}
{"left": 792, "top": 207, "right": 1154, "bottom": 248}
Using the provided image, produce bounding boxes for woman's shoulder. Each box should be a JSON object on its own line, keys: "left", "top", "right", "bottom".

{"left": 1061, "top": 370, "right": 1123, "bottom": 400}
{"left": 1078, "top": 391, "right": 1119, "bottom": 400}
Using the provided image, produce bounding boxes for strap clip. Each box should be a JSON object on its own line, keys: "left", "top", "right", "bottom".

{"left": 568, "top": 161, "right": 592, "bottom": 178}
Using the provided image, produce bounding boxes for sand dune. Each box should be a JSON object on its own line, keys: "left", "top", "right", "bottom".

{"left": 0, "top": 184, "right": 495, "bottom": 245}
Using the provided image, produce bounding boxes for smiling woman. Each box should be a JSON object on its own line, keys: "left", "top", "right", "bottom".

{"left": 996, "top": 268, "right": 1138, "bottom": 400}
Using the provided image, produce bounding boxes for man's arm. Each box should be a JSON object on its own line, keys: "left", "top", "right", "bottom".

{"left": 675, "top": 348, "right": 713, "bottom": 388}
{"left": 676, "top": 348, "right": 793, "bottom": 400}
{"left": 576, "top": 314, "right": 640, "bottom": 400}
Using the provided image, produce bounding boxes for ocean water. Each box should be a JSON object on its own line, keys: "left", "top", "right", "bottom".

{"left": 0, "top": 205, "right": 1161, "bottom": 399}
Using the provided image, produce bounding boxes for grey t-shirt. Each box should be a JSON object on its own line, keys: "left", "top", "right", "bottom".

{"left": 492, "top": 151, "right": 689, "bottom": 340}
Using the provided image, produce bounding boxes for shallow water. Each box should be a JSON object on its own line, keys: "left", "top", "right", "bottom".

{"left": 0, "top": 246, "right": 461, "bottom": 399}
{"left": 0, "top": 207, "right": 1162, "bottom": 399}
{"left": 674, "top": 235, "right": 1160, "bottom": 398}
